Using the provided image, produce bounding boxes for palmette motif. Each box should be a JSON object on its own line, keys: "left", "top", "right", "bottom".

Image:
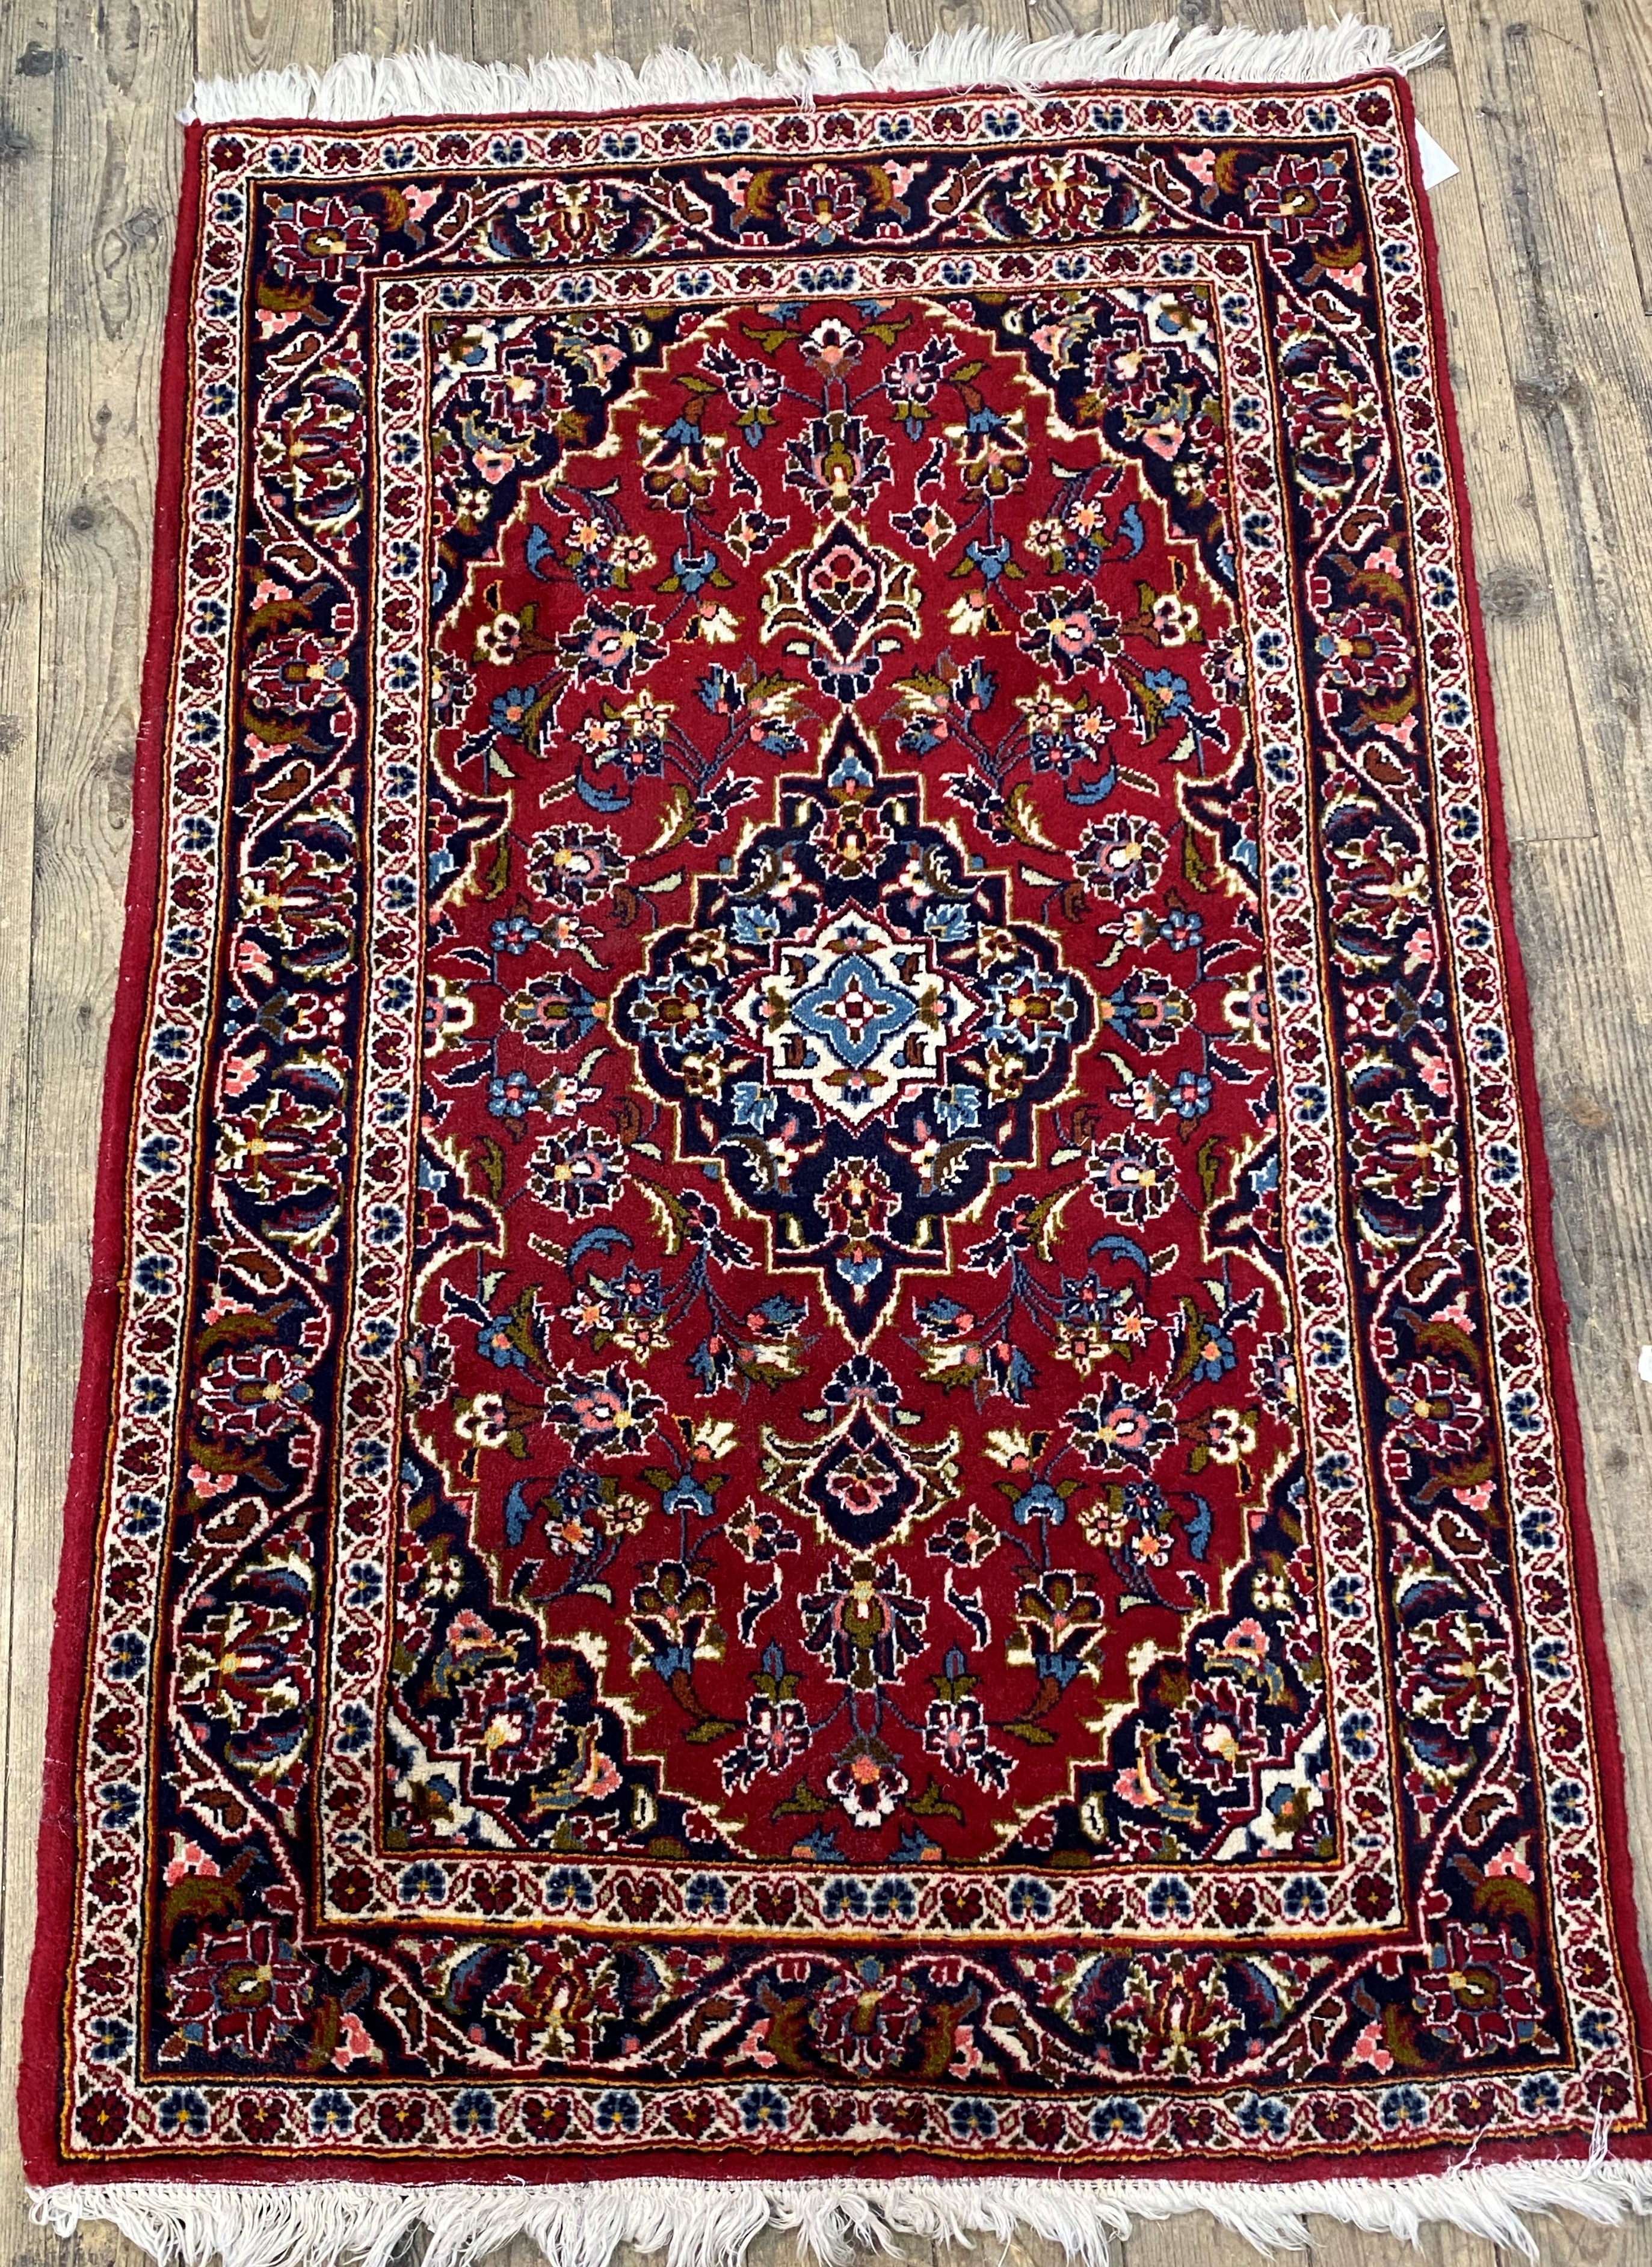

{"left": 46, "top": 76, "right": 1648, "bottom": 2179}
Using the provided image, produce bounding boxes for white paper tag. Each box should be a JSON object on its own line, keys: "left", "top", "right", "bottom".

{"left": 1414, "top": 123, "right": 1459, "bottom": 190}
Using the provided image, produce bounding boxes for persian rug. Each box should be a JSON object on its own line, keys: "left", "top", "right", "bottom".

{"left": 26, "top": 23, "right": 1652, "bottom": 2264}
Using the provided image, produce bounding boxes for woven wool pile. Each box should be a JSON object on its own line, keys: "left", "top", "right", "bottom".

{"left": 23, "top": 23, "right": 1652, "bottom": 2266}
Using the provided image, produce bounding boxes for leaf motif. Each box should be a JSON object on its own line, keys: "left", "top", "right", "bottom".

{"left": 683, "top": 1717, "right": 742, "bottom": 1744}
{"left": 575, "top": 771, "right": 630, "bottom": 812}
{"left": 646, "top": 785, "right": 696, "bottom": 855}
{"left": 503, "top": 1481, "right": 534, "bottom": 1547}
{"left": 569, "top": 1224, "right": 633, "bottom": 1268}
{"left": 1195, "top": 1137, "right": 1227, "bottom": 1208}
{"left": 1002, "top": 783, "right": 1058, "bottom": 851}
{"left": 473, "top": 1136, "right": 506, "bottom": 1200}
{"left": 634, "top": 1176, "right": 686, "bottom": 1257}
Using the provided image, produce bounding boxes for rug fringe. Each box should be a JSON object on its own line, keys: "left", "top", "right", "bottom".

{"left": 29, "top": 2159, "right": 1652, "bottom": 2267}
{"left": 183, "top": 18, "right": 1443, "bottom": 125}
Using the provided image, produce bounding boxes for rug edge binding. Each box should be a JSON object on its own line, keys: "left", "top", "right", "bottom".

{"left": 28, "top": 2161, "right": 1652, "bottom": 2267}
{"left": 183, "top": 18, "right": 1443, "bottom": 125}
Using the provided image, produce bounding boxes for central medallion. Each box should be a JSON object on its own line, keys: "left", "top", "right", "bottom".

{"left": 614, "top": 718, "right": 1094, "bottom": 1339}
{"left": 730, "top": 907, "right": 982, "bottom": 1128}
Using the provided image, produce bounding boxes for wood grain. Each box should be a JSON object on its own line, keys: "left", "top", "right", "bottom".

{"left": 885, "top": 0, "right": 1029, "bottom": 52}
{"left": 751, "top": 0, "right": 892, "bottom": 71}
{"left": 4, "top": 4, "right": 1652, "bottom": 2264}
{"left": 1384, "top": 0, "right": 1598, "bottom": 844}
{"left": 1581, "top": 0, "right": 1652, "bottom": 322}
{"left": 469, "top": 0, "right": 615, "bottom": 70}
{"left": 1124, "top": 2215, "right": 1503, "bottom": 2267}
{"left": 4, "top": 7, "right": 196, "bottom": 2266}
{"left": 0, "top": 0, "right": 63, "bottom": 2255}
{"left": 333, "top": 0, "right": 480, "bottom": 59}
{"left": 192, "top": 0, "right": 335, "bottom": 76}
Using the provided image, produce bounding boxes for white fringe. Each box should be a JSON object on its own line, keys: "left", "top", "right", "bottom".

{"left": 184, "top": 18, "right": 1442, "bottom": 126}
{"left": 29, "top": 2158, "right": 1652, "bottom": 2267}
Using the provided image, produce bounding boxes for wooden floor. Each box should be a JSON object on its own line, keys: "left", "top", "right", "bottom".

{"left": 3, "top": 0, "right": 1652, "bottom": 2260}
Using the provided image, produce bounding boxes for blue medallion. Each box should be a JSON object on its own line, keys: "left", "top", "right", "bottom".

{"left": 615, "top": 718, "right": 1093, "bottom": 1338}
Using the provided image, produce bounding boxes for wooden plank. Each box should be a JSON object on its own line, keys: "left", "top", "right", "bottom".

{"left": 470, "top": 0, "right": 617, "bottom": 69}
{"left": 747, "top": 0, "right": 891, "bottom": 70}
{"left": 1381, "top": 1, "right": 1597, "bottom": 843}
{"left": 193, "top": 0, "right": 337, "bottom": 77}
{"left": 0, "top": 0, "right": 64, "bottom": 2241}
{"left": 1441, "top": 0, "right": 1652, "bottom": 860}
{"left": 1114, "top": 2211, "right": 1256, "bottom": 2267}
{"left": 1248, "top": 0, "right": 1313, "bottom": 31}
{"left": 0, "top": 4, "right": 197, "bottom": 2264}
{"left": 1510, "top": 830, "right": 1652, "bottom": 1864}
{"left": 1515, "top": 2203, "right": 1652, "bottom": 2264}
{"left": 1583, "top": 0, "right": 1652, "bottom": 321}
{"left": 1037, "top": 0, "right": 1305, "bottom": 36}
{"left": 1118, "top": 2189, "right": 1652, "bottom": 2266}
{"left": 333, "top": 0, "right": 481, "bottom": 58}
{"left": 1049, "top": 0, "right": 1151, "bottom": 30}
{"left": 1125, "top": 2214, "right": 1500, "bottom": 2267}
{"left": 884, "top": 0, "right": 1029, "bottom": 49}
{"left": 599, "top": 0, "right": 745, "bottom": 73}
{"left": 1299, "top": 2218, "right": 1503, "bottom": 2267}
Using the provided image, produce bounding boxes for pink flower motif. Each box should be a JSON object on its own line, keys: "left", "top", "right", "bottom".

{"left": 167, "top": 1923, "right": 313, "bottom": 2058}
{"left": 778, "top": 167, "right": 867, "bottom": 247}
{"left": 1245, "top": 154, "right": 1351, "bottom": 244}
{"left": 195, "top": 1341, "right": 313, "bottom": 1440}
{"left": 1413, "top": 1923, "right": 1543, "bottom": 2053}
{"left": 267, "top": 196, "right": 379, "bottom": 280}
